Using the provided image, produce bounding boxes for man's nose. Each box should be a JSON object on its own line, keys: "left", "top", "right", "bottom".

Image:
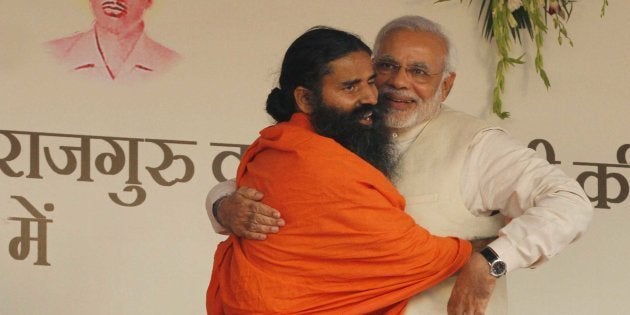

{"left": 387, "top": 68, "right": 410, "bottom": 90}
{"left": 360, "top": 84, "right": 378, "bottom": 105}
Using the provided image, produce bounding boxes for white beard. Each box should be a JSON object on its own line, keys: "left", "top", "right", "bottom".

{"left": 382, "top": 86, "right": 443, "bottom": 130}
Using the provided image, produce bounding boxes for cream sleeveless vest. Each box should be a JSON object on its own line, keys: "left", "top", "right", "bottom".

{"left": 394, "top": 107, "right": 508, "bottom": 314}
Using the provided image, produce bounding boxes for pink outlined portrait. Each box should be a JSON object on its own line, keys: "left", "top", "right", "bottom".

{"left": 46, "top": 0, "right": 179, "bottom": 81}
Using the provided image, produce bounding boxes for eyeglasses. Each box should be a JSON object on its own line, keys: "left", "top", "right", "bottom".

{"left": 373, "top": 59, "right": 444, "bottom": 84}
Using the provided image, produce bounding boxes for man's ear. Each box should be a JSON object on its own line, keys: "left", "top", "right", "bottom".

{"left": 294, "top": 86, "right": 314, "bottom": 114}
{"left": 440, "top": 72, "right": 456, "bottom": 102}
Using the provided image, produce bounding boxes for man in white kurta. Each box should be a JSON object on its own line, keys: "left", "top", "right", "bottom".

{"left": 205, "top": 16, "right": 593, "bottom": 314}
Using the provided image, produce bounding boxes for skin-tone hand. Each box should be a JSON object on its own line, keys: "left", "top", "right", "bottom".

{"left": 447, "top": 252, "right": 497, "bottom": 315}
{"left": 470, "top": 238, "right": 497, "bottom": 252}
{"left": 216, "top": 186, "right": 285, "bottom": 240}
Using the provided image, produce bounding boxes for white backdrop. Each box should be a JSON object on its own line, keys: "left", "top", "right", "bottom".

{"left": 1, "top": 1, "right": 628, "bottom": 314}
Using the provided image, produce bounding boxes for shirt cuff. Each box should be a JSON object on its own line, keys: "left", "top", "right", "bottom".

{"left": 487, "top": 237, "right": 523, "bottom": 273}
{"left": 205, "top": 178, "right": 237, "bottom": 234}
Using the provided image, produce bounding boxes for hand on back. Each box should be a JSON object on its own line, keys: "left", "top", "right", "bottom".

{"left": 217, "top": 186, "right": 285, "bottom": 240}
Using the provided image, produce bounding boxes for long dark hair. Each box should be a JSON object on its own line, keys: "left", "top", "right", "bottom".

{"left": 266, "top": 26, "right": 372, "bottom": 122}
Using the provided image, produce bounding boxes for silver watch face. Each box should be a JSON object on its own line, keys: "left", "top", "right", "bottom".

{"left": 490, "top": 261, "right": 507, "bottom": 277}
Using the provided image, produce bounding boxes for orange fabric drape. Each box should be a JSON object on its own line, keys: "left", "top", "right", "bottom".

{"left": 207, "top": 113, "right": 471, "bottom": 314}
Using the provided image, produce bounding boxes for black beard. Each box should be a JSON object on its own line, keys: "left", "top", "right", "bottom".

{"left": 310, "top": 100, "right": 397, "bottom": 179}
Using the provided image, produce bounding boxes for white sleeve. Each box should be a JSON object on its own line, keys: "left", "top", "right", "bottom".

{"left": 205, "top": 178, "right": 237, "bottom": 234}
{"left": 461, "top": 129, "right": 593, "bottom": 272}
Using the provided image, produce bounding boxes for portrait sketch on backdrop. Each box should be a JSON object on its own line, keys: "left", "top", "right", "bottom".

{"left": 45, "top": 0, "right": 179, "bottom": 81}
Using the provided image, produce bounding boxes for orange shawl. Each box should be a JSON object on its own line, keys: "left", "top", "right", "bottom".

{"left": 207, "top": 113, "right": 471, "bottom": 314}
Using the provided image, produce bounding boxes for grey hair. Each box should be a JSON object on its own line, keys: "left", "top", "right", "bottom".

{"left": 373, "top": 15, "right": 457, "bottom": 74}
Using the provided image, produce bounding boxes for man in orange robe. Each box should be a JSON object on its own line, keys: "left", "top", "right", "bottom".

{"left": 207, "top": 27, "right": 471, "bottom": 314}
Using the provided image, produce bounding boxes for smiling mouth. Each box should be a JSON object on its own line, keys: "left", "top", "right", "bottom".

{"left": 359, "top": 110, "right": 374, "bottom": 125}
{"left": 102, "top": 1, "right": 127, "bottom": 18}
{"left": 385, "top": 95, "right": 415, "bottom": 104}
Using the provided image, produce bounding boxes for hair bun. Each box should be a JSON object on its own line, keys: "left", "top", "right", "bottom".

{"left": 266, "top": 87, "right": 293, "bottom": 122}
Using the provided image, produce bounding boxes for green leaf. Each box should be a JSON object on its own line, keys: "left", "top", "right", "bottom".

{"left": 539, "top": 69, "right": 551, "bottom": 88}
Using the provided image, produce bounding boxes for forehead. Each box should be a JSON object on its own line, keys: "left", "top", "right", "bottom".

{"left": 376, "top": 29, "right": 447, "bottom": 66}
{"left": 323, "top": 51, "right": 374, "bottom": 83}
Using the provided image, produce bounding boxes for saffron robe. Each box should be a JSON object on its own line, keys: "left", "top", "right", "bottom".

{"left": 207, "top": 113, "right": 471, "bottom": 314}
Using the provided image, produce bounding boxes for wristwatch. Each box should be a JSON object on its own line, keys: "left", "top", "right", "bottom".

{"left": 480, "top": 246, "right": 507, "bottom": 278}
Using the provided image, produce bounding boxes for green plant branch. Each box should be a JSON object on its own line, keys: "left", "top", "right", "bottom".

{"left": 436, "top": 0, "right": 608, "bottom": 119}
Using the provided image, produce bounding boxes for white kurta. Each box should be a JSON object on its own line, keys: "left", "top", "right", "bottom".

{"left": 395, "top": 107, "right": 507, "bottom": 314}
{"left": 395, "top": 106, "right": 591, "bottom": 314}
